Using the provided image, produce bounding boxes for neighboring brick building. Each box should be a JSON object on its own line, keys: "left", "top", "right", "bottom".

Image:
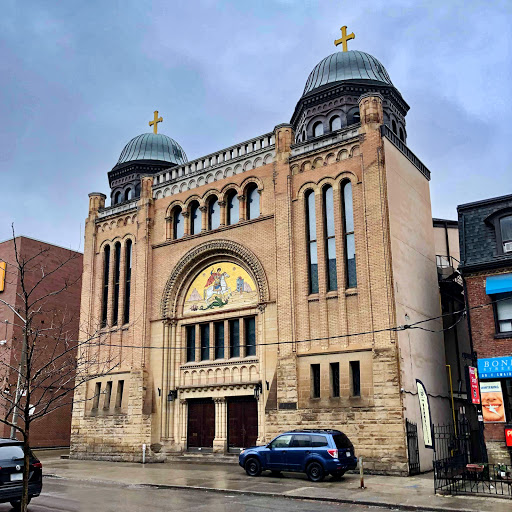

{"left": 71, "top": 48, "right": 452, "bottom": 475}
{"left": 458, "top": 195, "right": 512, "bottom": 464}
{"left": 0, "top": 237, "right": 83, "bottom": 447}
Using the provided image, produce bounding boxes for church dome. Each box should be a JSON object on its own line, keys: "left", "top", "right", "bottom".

{"left": 302, "top": 50, "right": 393, "bottom": 97}
{"left": 117, "top": 133, "right": 188, "bottom": 166}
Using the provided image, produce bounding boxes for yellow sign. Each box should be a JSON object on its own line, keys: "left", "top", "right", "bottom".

{"left": 334, "top": 25, "right": 355, "bottom": 52}
{"left": 0, "top": 261, "right": 5, "bottom": 292}
{"left": 184, "top": 262, "right": 258, "bottom": 315}
{"left": 149, "top": 110, "right": 163, "bottom": 134}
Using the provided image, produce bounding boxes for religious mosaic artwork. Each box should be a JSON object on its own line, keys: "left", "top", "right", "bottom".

{"left": 184, "top": 262, "right": 258, "bottom": 315}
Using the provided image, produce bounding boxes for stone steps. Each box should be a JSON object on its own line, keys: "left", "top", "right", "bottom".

{"left": 166, "top": 453, "right": 239, "bottom": 464}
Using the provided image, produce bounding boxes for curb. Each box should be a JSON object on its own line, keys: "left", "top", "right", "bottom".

{"left": 43, "top": 474, "right": 479, "bottom": 512}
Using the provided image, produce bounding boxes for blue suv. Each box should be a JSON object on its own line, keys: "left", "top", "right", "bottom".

{"left": 239, "top": 429, "right": 357, "bottom": 482}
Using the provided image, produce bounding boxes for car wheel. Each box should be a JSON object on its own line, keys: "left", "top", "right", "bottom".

{"left": 270, "top": 470, "right": 281, "bottom": 477}
{"left": 10, "top": 498, "right": 30, "bottom": 511}
{"left": 245, "top": 457, "right": 262, "bottom": 477}
{"left": 306, "top": 461, "right": 325, "bottom": 482}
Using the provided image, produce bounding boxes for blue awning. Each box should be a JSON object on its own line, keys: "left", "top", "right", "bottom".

{"left": 486, "top": 273, "right": 512, "bottom": 295}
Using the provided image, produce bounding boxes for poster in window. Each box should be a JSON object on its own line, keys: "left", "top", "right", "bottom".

{"left": 480, "top": 381, "right": 507, "bottom": 423}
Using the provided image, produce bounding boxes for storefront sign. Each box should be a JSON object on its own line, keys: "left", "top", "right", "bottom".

{"left": 478, "top": 357, "right": 512, "bottom": 379}
{"left": 505, "top": 428, "right": 512, "bottom": 447}
{"left": 480, "top": 381, "right": 507, "bottom": 423}
{"left": 416, "top": 379, "right": 433, "bottom": 449}
{"left": 468, "top": 367, "right": 480, "bottom": 404}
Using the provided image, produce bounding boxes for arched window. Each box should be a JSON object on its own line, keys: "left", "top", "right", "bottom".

{"left": 101, "top": 245, "right": 110, "bottom": 328}
{"left": 323, "top": 186, "right": 337, "bottom": 291}
{"left": 114, "top": 191, "right": 121, "bottom": 205}
{"left": 313, "top": 122, "right": 324, "bottom": 137}
{"left": 347, "top": 109, "right": 360, "bottom": 126}
{"left": 226, "top": 190, "right": 239, "bottom": 225}
{"left": 124, "top": 188, "right": 133, "bottom": 201}
{"left": 112, "top": 242, "right": 121, "bottom": 326}
{"left": 173, "top": 207, "right": 184, "bottom": 239}
{"left": 246, "top": 184, "right": 260, "bottom": 220}
{"left": 123, "top": 240, "right": 132, "bottom": 324}
{"left": 342, "top": 181, "right": 357, "bottom": 288}
{"left": 392, "top": 120, "right": 397, "bottom": 134}
{"left": 208, "top": 197, "right": 220, "bottom": 230}
{"left": 305, "top": 190, "right": 318, "bottom": 294}
{"left": 189, "top": 201, "right": 201, "bottom": 235}
{"left": 330, "top": 116, "right": 342, "bottom": 132}
{"left": 399, "top": 127, "right": 405, "bottom": 142}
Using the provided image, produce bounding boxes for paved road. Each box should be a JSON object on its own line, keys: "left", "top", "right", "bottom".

{"left": 0, "top": 479, "right": 386, "bottom": 512}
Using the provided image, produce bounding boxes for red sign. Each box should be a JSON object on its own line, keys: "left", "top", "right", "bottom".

{"left": 469, "top": 367, "right": 480, "bottom": 405}
{"left": 506, "top": 428, "right": 512, "bottom": 448}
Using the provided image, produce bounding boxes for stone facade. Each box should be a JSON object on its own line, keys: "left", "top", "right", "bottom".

{"left": 71, "top": 89, "right": 452, "bottom": 474}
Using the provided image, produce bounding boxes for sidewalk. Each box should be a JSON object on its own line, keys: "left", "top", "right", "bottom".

{"left": 37, "top": 451, "right": 508, "bottom": 512}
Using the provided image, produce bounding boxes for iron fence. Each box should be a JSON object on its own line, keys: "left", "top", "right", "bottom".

{"left": 406, "top": 420, "right": 420, "bottom": 475}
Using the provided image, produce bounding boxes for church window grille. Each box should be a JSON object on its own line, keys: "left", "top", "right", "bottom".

{"left": 330, "top": 363, "right": 340, "bottom": 397}
{"left": 246, "top": 184, "right": 260, "bottom": 220}
{"left": 124, "top": 188, "right": 133, "bottom": 201}
{"left": 214, "top": 321, "right": 224, "bottom": 359}
{"left": 173, "top": 207, "right": 184, "bottom": 239}
{"left": 342, "top": 181, "right": 357, "bottom": 288}
{"left": 101, "top": 245, "right": 110, "bottom": 328}
{"left": 399, "top": 127, "right": 405, "bottom": 142}
{"left": 200, "top": 323, "right": 210, "bottom": 360}
{"left": 112, "top": 242, "right": 121, "bottom": 326}
{"left": 190, "top": 201, "right": 201, "bottom": 235}
{"left": 186, "top": 325, "right": 196, "bottom": 362}
{"left": 392, "top": 120, "right": 397, "bottom": 134}
{"left": 226, "top": 191, "right": 239, "bottom": 225}
{"left": 311, "top": 364, "right": 320, "bottom": 398}
{"left": 323, "top": 186, "right": 337, "bottom": 291}
{"left": 115, "top": 380, "right": 124, "bottom": 409}
{"left": 313, "top": 121, "right": 324, "bottom": 137}
{"left": 229, "top": 319, "right": 240, "bottom": 358}
{"left": 350, "top": 361, "right": 361, "bottom": 397}
{"left": 305, "top": 190, "right": 319, "bottom": 294}
{"left": 114, "top": 191, "right": 121, "bottom": 205}
{"left": 330, "top": 116, "right": 342, "bottom": 131}
{"left": 103, "top": 381, "right": 112, "bottom": 410}
{"left": 245, "top": 317, "right": 256, "bottom": 357}
{"left": 208, "top": 197, "right": 220, "bottom": 230}
{"left": 123, "top": 240, "right": 132, "bottom": 324}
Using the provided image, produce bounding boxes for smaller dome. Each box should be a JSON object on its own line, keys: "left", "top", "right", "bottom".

{"left": 117, "top": 133, "right": 188, "bottom": 166}
{"left": 303, "top": 50, "right": 393, "bottom": 97}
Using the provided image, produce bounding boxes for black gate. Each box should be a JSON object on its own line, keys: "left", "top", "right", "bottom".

{"left": 406, "top": 420, "right": 420, "bottom": 475}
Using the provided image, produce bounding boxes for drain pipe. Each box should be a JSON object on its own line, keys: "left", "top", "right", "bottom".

{"left": 142, "top": 444, "right": 146, "bottom": 464}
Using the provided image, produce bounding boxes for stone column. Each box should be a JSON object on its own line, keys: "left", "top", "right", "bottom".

{"left": 256, "top": 390, "right": 265, "bottom": 445}
{"left": 200, "top": 206, "right": 207, "bottom": 231}
{"left": 182, "top": 211, "right": 190, "bottom": 236}
{"left": 238, "top": 195, "right": 246, "bottom": 222}
{"left": 213, "top": 397, "right": 227, "bottom": 453}
{"left": 180, "top": 399, "right": 188, "bottom": 450}
{"left": 218, "top": 201, "right": 227, "bottom": 227}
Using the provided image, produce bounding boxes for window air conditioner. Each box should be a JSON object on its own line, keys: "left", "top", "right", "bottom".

{"left": 504, "top": 241, "right": 512, "bottom": 253}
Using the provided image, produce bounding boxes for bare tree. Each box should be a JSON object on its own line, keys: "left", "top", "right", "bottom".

{"left": 0, "top": 227, "right": 118, "bottom": 512}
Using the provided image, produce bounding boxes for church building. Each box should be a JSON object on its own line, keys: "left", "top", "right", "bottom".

{"left": 71, "top": 31, "right": 451, "bottom": 475}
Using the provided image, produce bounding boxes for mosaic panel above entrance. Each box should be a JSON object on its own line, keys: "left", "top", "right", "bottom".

{"left": 184, "top": 261, "right": 258, "bottom": 315}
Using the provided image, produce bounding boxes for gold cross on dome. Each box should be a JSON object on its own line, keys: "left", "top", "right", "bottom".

{"left": 149, "top": 110, "right": 163, "bottom": 134}
{"left": 334, "top": 25, "right": 355, "bottom": 52}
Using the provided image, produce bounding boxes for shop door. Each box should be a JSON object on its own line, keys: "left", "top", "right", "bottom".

{"left": 187, "top": 399, "right": 215, "bottom": 449}
{"left": 228, "top": 397, "right": 258, "bottom": 450}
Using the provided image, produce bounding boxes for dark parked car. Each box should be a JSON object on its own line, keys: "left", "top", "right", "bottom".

{"left": 0, "top": 439, "right": 42, "bottom": 510}
{"left": 239, "top": 429, "right": 357, "bottom": 482}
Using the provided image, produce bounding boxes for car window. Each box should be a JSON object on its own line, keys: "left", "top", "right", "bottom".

{"left": 270, "top": 435, "right": 292, "bottom": 449}
{"left": 333, "top": 433, "right": 353, "bottom": 450}
{"left": 0, "top": 445, "right": 25, "bottom": 460}
{"left": 310, "top": 435, "right": 328, "bottom": 447}
{"left": 291, "top": 434, "right": 311, "bottom": 448}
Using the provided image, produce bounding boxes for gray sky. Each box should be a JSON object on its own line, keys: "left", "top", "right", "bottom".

{"left": 1, "top": 0, "right": 511, "bottom": 249}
